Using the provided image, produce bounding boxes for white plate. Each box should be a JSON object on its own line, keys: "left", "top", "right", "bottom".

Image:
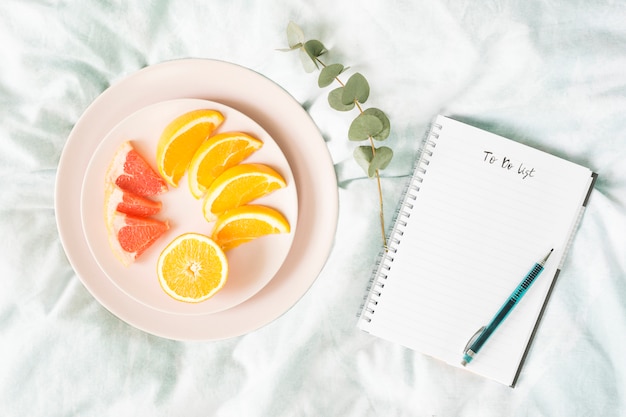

{"left": 81, "top": 99, "right": 297, "bottom": 315}
{"left": 55, "top": 59, "right": 338, "bottom": 340}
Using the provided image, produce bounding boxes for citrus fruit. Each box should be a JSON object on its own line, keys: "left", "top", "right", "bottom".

{"left": 187, "top": 131, "right": 263, "bottom": 199}
{"left": 157, "top": 233, "right": 229, "bottom": 303}
{"left": 105, "top": 211, "right": 170, "bottom": 266}
{"left": 104, "top": 183, "right": 162, "bottom": 218}
{"left": 211, "top": 205, "right": 291, "bottom": 251}
{"left": 202, "top": 163, "right": 287, "bottom": 221}
{"left": 106, "top": 141, "right": 168, "bottom": 197}
{"left": 156, "top": 109, "right": 224, "bottom": 187}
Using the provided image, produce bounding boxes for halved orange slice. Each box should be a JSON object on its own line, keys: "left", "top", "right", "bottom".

{"left": 211, "top": 205, "right": 291, "bottom": 251}
{"left": 157, "top": 233, "right": 228, "bottom": 303}
{"left": 187, "top": 132, "right": 263, "bottom": 198}
{"left": 156, "top": 109, "right": 225, "bottom": 187}
{"left": 201, "top": 163, "right": 287, "bottom": 221}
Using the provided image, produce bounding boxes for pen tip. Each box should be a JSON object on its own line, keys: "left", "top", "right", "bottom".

{"left": 540, "top": 249, "right": 554, "bottom": 266}
{"left": 461, "top": 360, "right": 467, "bottom": 367}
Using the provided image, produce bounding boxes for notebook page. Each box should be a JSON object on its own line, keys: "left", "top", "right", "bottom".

{"left": 359, "top": 116, "right": 593, "bottom": 386}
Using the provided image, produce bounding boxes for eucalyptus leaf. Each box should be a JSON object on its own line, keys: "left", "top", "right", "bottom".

{"left": 328, "top": 87, "right": 355, "bottom": 111}
{"left": 318, "top": 63, "right": 344, "bottom": 88}
{"left": 342, "top": 73, "right": 369, "bottom": 105}
{"left": 303, "top": 40, "right": 327, "bottom": 67}
{"left": 363, "top": 108, "right": 391, "bottom": 140}
{"left": 348, "top": 113, "right": 383, "bottom": 141}
{"left": 353, "top": 146, "right": 374, "bottom": 175}
{"left": 276, "top": 44, "right": 301, "bottom": 52}
{"left": 286, "top": 21, "right": 305, "bottom": 48}
{"left": 368, "top": 146, "right": 393, "bottom": 177}
{"left": 299, "top": 48, "right": 317, "bottom": 73}
{"left": 283, "top": 23, "right": 394, "bottom": 244}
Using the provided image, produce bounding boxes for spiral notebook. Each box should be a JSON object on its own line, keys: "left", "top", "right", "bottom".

{"left": 358, "top": 115, "right": 596, "bottom": 387}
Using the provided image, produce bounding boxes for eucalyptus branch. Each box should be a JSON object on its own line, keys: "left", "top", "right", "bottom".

{"left": 279, "top": 22, "right": 393, "bottom": 248}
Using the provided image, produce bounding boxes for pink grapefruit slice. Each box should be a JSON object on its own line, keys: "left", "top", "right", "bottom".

{"left": 106, "top": 141, "right": 168, "bottom": 197}
{"left": 104, "top": 183, "right": 162, "bottom": 218}
{"left": 105, "top": 210, "right": 170, "bottom": 266}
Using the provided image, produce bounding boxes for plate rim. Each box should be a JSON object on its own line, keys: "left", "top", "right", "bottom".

{"left": 55, "top": 58, "right": 339, "bottom": 340}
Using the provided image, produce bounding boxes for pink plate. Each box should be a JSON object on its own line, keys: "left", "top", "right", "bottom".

{"left": 81, "top": 99, "right": 297, "bottom": 315}
{"left": 55, "top": 59, "right": 338, "bottom": 340}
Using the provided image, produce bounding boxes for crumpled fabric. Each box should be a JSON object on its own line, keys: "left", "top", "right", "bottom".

{"left": 1, "top": 0, "right": 625, "bottom": 416}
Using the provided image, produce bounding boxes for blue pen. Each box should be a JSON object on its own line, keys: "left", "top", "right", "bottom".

{"left": 461, "top": 249, "right": 554, "bottom": 366}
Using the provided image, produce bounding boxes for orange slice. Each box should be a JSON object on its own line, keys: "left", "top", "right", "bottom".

{"left": 187, "top": 131, "right": 263, "bottom": 199}
{"left": 201, "top": 163, "right": 287, "bottom": 221}
{"left": 106, "top": 210, "right": 169, "bottom": 266}
{"left": 106, "top": 141, "right": 168, "bottom": 197}
{"left": 211, "top": 205, "right": 291, "bottom": 251}
{"left": 157, "top": 233, "right": 228, "bottom": 303}
{"left": 156, "top": 109, "right": 224, "bottom": 187}
{"left": 104, "top": 183, "right": 162, "bottom": 218}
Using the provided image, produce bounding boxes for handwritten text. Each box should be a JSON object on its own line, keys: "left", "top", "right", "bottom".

{"left": 483, "top": 151, "right": 536, "bottom": 179}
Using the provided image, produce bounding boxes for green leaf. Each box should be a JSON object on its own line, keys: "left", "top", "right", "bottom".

{"left": 342, "top": 73, "right": 369, "bottom": 105}
{"left": 368, "top": 146, "right": 393, "bottom": 177}
{"left": 363, "top": 108, "right": 391, "bottom": 140}
{"left": 348, "top": 113, "right": 383, "bottom": 141}
{"left": 353, "top": 146, "right": 374, "bottom": 175}
{"left": 353, "top": 146, "right": 392, "bottom": 177}
{"left": 286, "top": 21, "right": 305, "bottom": 48}
{"left": 328, "top": 87, "right": 355, "bottom": 111}
{"left": 276, "top": 45, "right": 301, "bottom": 52}
{"left": 299, "top": 49, "right": 317, "bottom": 73}
{"left": 303, "top": 40, "right": 327, "bottom": 67}
{"left": 318, "top": 64, "right": 344, "bottom": 87}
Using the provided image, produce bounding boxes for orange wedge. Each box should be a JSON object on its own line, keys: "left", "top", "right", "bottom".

{"left": 157, "top": 233, "right": 228, "bottom": 303}
{"left": 202, "top": 163, "right": 287, "bottom": 221}
{"left": 187, "top": 132, "right": 263, "bottom": 199}
{"left": 156, "top": 109, "right": 224, "bottom": 187}
{"left": 211, "top": 205, "right": 291, "bottom": 250}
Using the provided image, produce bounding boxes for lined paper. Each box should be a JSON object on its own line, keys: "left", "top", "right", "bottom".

{"left": 359, "top": 115, "right": 595, "bottom": 386}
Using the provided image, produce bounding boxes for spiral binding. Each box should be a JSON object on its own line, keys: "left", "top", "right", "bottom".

{"left": 358, "top": 121, "right": 443, "bottom": 324}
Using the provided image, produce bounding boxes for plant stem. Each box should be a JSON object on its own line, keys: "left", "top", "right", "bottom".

{"left": 374, "top": 167, "right": 387, "bottom": 249}
{"left": 314, "top": 55, "right": 387, "bottom": 248}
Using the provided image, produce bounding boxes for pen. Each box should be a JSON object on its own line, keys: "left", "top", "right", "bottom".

{"left": 461, "top": 249, "right": 554, "bottom": 366}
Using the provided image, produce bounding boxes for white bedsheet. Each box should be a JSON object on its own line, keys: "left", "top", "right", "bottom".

{"left": 2, "top": 1, "right": 625, "bottom": 415}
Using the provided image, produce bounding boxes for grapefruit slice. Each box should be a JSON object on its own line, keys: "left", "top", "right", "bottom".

{"left": 106, "top": 210, "right": 170, "bottom": 266}
{"left": 104, "top": 183, "right": 162, "bottom": 218}
{"left": 107, "top": 141, "right": 168, "bottom": 197}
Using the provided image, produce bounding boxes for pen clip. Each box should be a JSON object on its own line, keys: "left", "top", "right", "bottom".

{"left": 463, "top": 326, "right": 485, "bottom": 352}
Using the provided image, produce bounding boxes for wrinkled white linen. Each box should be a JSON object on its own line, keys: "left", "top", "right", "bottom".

{"left": 1, "top": 0, "right": 625, "bottom": 415}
